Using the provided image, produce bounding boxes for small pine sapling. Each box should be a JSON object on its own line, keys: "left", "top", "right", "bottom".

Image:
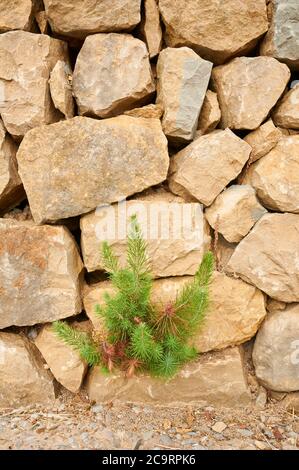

{"left": 53, "top": 215, "right": 214, "bottom": 379}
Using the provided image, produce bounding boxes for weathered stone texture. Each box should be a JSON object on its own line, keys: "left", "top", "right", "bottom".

{"left": 212, "top": 57, "right": 290, "bottom": 130}
{"left": 0, "top": 0, "right": 36, "bottom": 32}
{"left": 0, "top": 332, "right": 55, "bottom": 407}
{"left": 156, "top": 47, "right": 212, "bottom": 142}
{"left": 159, "top": 0, "right": 268, "bottom": 64}
{"left": 169, "top": 129, "right": 251, "bottom": 206}
{"left": 17, "top": 116, "right": 169, "bottom": 224}
{"left": 205, "top": 185, "right": 267, "bottom": 243}
{"left": 253, "top": 304, "right": 299, "bottom": 392}
{"left": 73, "top": 34, "right": 155, "bottom": 119}
{"left": 0, "top": 220, "right": 83, "bottom": 328}
{"left": 87, "top": 347, "right": 251, "bottom": 406}
{"left": 244, "top": 119, "right": 282, "bottom": 163}
{"left": 44, "top": 0, "right": 141, "bottom": 38}
{"left": 35, "top": 325, "right": 87, "bottom": 393}
{"left": 49, "top": 60, "right": 74, "bottom": 119}
{"left": 228, "top": 213, "right": 299, "bottom": 302}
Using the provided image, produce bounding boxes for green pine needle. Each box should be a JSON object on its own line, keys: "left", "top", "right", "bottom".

{"left": 53, "top": 321, "right": 100, "bottom": 366}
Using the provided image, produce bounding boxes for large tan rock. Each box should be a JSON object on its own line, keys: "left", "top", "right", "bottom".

{"left": 139, "top": 0, "right": 162, "bottom": 58}
{"left": 0, "top": 0, "right": 36, "bottom": 32}
{"left": 168, "top": 129, "right": 251, "bottom": 206}
{"left": 0, "top": 220, "right": 83, "bottom": 329}
{"left": 156, "top": 47, "right": 212, "bottom": 142}
{"left": 35, "top": 324, "right": 87, "bottom": 393}
{"left": 205, "top": 185, "right": 267, "bottom": 243}
{"left": 124, "top": 104, "right": 163, "bottom": 120}
{"left": 228, "top": 213, "right": 299, "bottom": 302}
{"left": 244, "top": 135, "right": 299, "bottom": 213}
{"left": 16, "top": 116, "right": 169, "bottom": 224}
{"left": 49, "top": 60, "right": 74, "bottom": 119}
{"left": 253, "top": 304, "right": 299, "bottom": 392}
{"left": 244, "top": 119, "right": 282, "bottom": 163}
{"left": 44, "top": 0, "right": 141, "bottom": 38}
{"left": 260, "top": 0, "right": 299, "bottom": 70}
{"left": 83, "top": 271, "right": 266, "bottom": 353}
{"left": 159, "top": 0, "right": 268, "bottom": 64}
{"left": 80, "top": 195, "right": 207, "bottom": 277}
{"left": 197, "top": 90, "right": 221, "bottom": 136}
{"left": 87, "top": 347, "right": 251, "bottom": 406}
{"left": 73, "top": 34, "right": 155, "bottom": 119}
{"left": 272, "top": 84, "right": 299, "bottom": 129}
{"left": 0, "top": 332, "right": 55, "bottom": 408}
{"left": 0, "top": 31, "right": 68, "bottom": 139}
{"left": 0, "top": 120, "right": 25, "bottom": 214}
{"left": 212, "top": 57, "right": 291, "bottom": 130}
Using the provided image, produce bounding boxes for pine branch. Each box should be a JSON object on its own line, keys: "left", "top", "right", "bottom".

{"left": 127, "top": 214, "right": 150, "bottom": 276}
{"left": 101, "top": 241, "right": 119, "bottom": 275}
{"left": 53, "top": 321, "right": 100, "bottom": 366}
{"left": 130, "top": 323, "right": 162, "bottom": 362}
{"left": 196, "top": 251, "right": 214, "bottom": 286}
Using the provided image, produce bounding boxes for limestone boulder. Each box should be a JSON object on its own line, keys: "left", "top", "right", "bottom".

{"left": 212, "top": 57, "right": 291, "bottom": 130}
{"left": 16, "top": 116, "right": 169, "bottom": 224}
{"left": 159, "top": 0, "right": 268, "bottom": 64}
{"left": 245, "top": 135, "right": 299, "bottom": 213}
{"left": 0, "top": 0, "right": 36, "bottom": 32}
{"left": 0, "top": 120, "right": 25, "bottom": 214}
{"left": 35, "top": 324, "right": 88, "bottom": 393}
{"left": 0, "top": 31, "right": 69, "bottom": 139}
{"left": 139, "top": 0, "right": 162, "bottom": 58}
{"left": 196, "top": 90, "right": 221, "bottom": 136}
{"left": 80, "top": 195, "right": 208, "bottom": 277}
{"left": 261, "top": 0, "right": 299, "bottom": 70}
{"left": 87, "top": 347, "right": 251, "bottom": 406}
{"left": 272, "top": 84, "right": 299, "bottom": 129}
{"left": 215, "top": 235, "right": 236, "bottom": 273}
{"left": 253, "top": 304, "right": 299, "bottom": 392}
{"left": 0, "top": 332, "right": 55, "bottom": 408}
{"left": 244, "top": 119, "right": 282, "bottom": 163}
{"left": 228, "top": 213, "right": 299, "bottom": 302}
{"left": 205, "top": 185, "right": 267, "bottom": 243}
{"left": 44, "top": 0, "right": 141, "bottom": 38}
{"left": 49, "top": 60, "right": 74, "bottom": 119}
{"left": 169, "top": 129, "right": 251, "bottom": 206}
{"left": 0, "top": 220, "right": 83, "bottom": 329}
{"left": 84, "top": 271, "right": 266, "bottom": 353}
{"left": 73, "top": 34, "right": 155, "bottom": 119}
{"left": 156, "top": 47, "right": 212, "bottom": 142}
{"left": 124, "top": 104, "right": 163, "bottom": 120}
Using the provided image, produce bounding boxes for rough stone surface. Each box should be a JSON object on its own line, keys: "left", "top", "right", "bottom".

{"left": 244, "top": 135, "right": 299, "bottom": 213}
{"left": 197, "top": 90, "right": 221, "bottom": 136}
{"left": 228, "top": 213, "right": 299, "bottom": 302}
{"left": 73, "top": 34, "right": 155, "bottom": 119}
{"left": 212, "top": 57, "right": 291, "bottom": 130}
{"left": 272, "top": 84, "right": 299, "bottom": 129}
{"left": 16, "top": 116, "right": 169, "bottom": 224}
{"left": 124, "top": 104, "right": 163, "bottom": 120}
{"left": 44, "top": 0, "right": 141, "bottom": 38}
{"left": 156, "top": 47, "right": 212, "bottom": 142}
{"left": 260, "top": 0, "right": 299, "bottom": 70}
{"left": 0, "top": 0, "right": 36, "bottom": 32}
{"left": 253, "top": 304, "right": 299, "bottom": 392}
{"left": 139, "top": 0, "right": 162, "bottom": 58}
{"left": 87, "top": 347, "right": 251, "bottom": 406}
{"left": 83, "top": 271, "right": 266, "bottom": 353}
{"left": 35, "top": 324, "right": 87, "bottom": 393}
{"left": 80, "top": 195, "right": 207, "bottom": 277}
{"left": 0, "top": 332, "right": 55, "bottom": 407}
{"left": 205, "top": 185, "right": 267, "bottom": 243}
{"left": 0, "top": 31, "right": 68, "bottom": 139}
{"left": 35, "top": 10, "right": 48, "bottom": 34}
{"left": 159, "top": 0, "right": 268, "bottom": 64}
{"left": 0, "top": 220, "right": 83, "bottom": 329}
{"left": 169, "top": 129, "right": 251, "bottom": 206}
{"left": 244, "top": 119, "right": 282, "bottom": 163}
{"left": 0, "top": 120, "right": 25, "bottom": 213}
{"left": 215, "top": 235, "right": 236, "bottom": 273}
{"left": 49, "top": 60, "right": 74, "bottom": 119}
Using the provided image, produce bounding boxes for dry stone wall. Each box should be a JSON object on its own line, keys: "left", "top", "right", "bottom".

{"left": 0, "top": 0, "right": 299, "bottom": 410}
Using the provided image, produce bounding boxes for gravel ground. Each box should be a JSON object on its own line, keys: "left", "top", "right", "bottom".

{"left": 0, "top": 394, "right": 298, "bottom": 450}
